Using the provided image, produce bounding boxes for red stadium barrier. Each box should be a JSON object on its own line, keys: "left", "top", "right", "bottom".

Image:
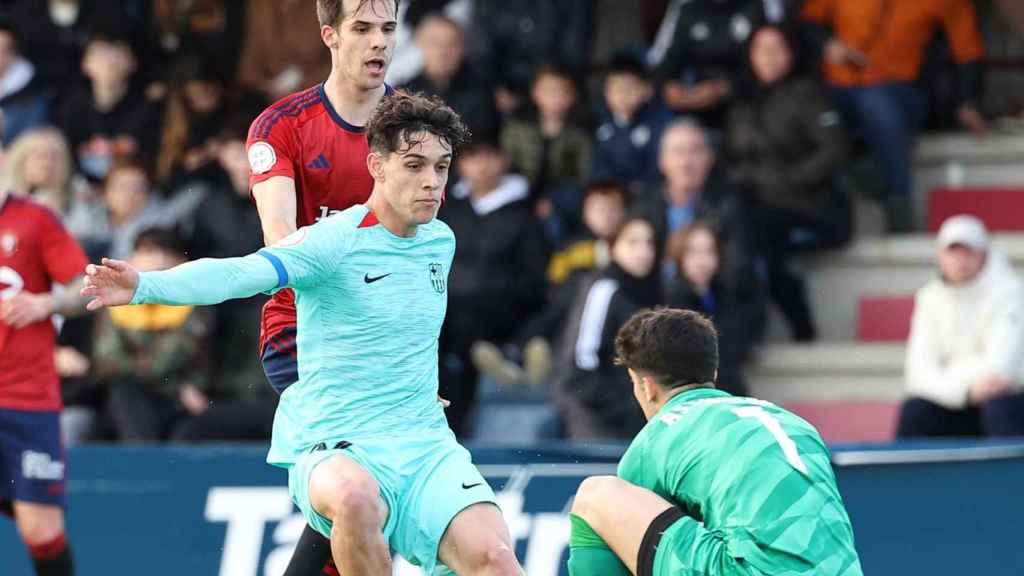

{"left": 857, "top": 296, "right": 915, "bottom": 342}
{"left": 928, "top": 187, "right": 1024, "bottom": 232}
{"left": 785, "top": 401, "right": 900, "bottom": 443}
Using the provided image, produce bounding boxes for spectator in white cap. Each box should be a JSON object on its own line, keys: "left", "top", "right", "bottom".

{"left": 898, "top": 214, "right": 1024, "bottom": 437}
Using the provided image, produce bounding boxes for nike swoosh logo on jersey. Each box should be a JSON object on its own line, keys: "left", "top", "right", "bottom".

{"left": 461, "top": 482, "right": 483, "bottom": 490}
{"left": 364, "top": 273, "right": 392, "bottom": 284}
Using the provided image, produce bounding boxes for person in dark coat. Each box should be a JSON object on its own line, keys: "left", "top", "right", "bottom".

{"left": 467, "top": 0, "right": 590, "bottom": 114}
{"left": 555, "top": 215, "right": 661, "bottom": 440}
{"left": 653, "top": 0, "right": 787, "bottom": 128}
{"left": 438, "top": 141, "right": 550, "bottom": 437}
{"left": 637, "top": 119, "right": 760, "bottom": 304}
{"left": 663, "top": 220, "right": 751, "bottom": 396}
{"left": 725, "top": 24, "right": 848, "bottom": 341}
{"left": 401, "top": 14, "right": 499, "bottom": 143}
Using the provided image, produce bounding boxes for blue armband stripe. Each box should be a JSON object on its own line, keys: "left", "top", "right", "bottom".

{"left": 258, "top": 251, "right": 289, "bottom": 289}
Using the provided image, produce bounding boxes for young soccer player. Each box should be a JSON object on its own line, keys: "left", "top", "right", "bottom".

{"left": 568, "top": 308, "right": 863, "bottom": 576}
{"left": 247, "top": 1, "right": 400, "bottom": 571}
{"left": 83, "top": 92, "right": 524, "bottom": 576}
{"left": 0, "top": 110, "right": 89, "bottom": 576}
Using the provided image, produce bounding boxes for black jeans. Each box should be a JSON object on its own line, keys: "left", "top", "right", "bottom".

{"left": 897, "top": 393, "right": 1024, "bottom": 438}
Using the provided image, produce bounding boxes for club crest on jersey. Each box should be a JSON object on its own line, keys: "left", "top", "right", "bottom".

{"left": 428, "top": 263, "right": 445, "bottom": 294}
{"left": 248, "top": 142, "right": 277, "bottom": 174}
{"left": 1, "top": 232, "right": 16, "bottom": 255}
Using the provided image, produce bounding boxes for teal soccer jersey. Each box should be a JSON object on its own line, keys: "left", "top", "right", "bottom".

{"left": 128, "top": 204, "right": 496, "bottom": 572}
{"left": 257, "top": 205, "right": 453, "bottom": 466}
{"left": 618, "top": 388, "right": 863, "bottom": 575}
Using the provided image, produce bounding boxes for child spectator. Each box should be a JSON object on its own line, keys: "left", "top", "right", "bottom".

{"left": 176, "top": 120, "right": 270, "bottom": 429}
{"left": 472, "top": 182, "right": 629, "bottom": 387}
{"left": 664, "top": 221, "right": 751, "bottom": 396}
{"left": 67, "top": 157, "right": 201, "bottom": 259}
{"left": 439, "top": 141, "right": 550, "bottom": 436}
{"left": 92, "top": 228, "right": 212, "bottom": 442}
{"left": 0, "top": 18, "right": 51, "bottom": 145}
{"left": 554, "top": 215, "right": 660, "bottom": 440}
{"left": 501, "top": 64, "right": 591, "bottom": 245}
{"left": 592, "top": 51, "right": 673, "bottom": 193}
{"left": 59, "top": 30, "right": 161, "bottom": 181}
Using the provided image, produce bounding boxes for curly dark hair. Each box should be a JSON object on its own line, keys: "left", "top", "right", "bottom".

{"left": 614, "top": 308, "right": 718, "bottom": 389}
{"left": 366, "top": 90, "right": 471, "bottom": 156}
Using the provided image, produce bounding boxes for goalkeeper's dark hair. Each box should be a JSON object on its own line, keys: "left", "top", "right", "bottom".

{"left": 366, "top": 90, "right": 470, "bottom": 156}
{"left": 614, "top": 308, "right": 718, "bottom": 390}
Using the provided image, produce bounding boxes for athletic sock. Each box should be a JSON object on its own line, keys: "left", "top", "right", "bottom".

{"left": 567, "top": 514, "right": 630, "bottom": 576}
{"left": 29, "top": 533, "right": 73, "bottom": 576}
{"left": 282, "top": 524, "right": 333, "bottom": 576}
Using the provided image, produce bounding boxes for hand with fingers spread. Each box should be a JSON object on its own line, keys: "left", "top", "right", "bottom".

{"left": 81, "top": 258, "right": 141, "bottom": 311}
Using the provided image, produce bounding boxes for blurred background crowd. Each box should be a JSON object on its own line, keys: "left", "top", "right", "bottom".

{"left": 2, "top": 0, "right": 1024, "bottom": 446}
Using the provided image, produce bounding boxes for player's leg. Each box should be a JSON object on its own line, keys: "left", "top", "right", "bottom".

{"left": 566, "top": 513, "right": 630, "bottom": 576}
{"left": 13, "top": 502, "right": 73, "bottom": 576}
{"left": 570, "top": 476, "right": 673, "bottom": 575}
{"left": 572, "top": 476, "right": 756, "bottom": 576}
{"left": 437, "top": 503, "right": 522, "bottom": 575}
{"left": 306, "top": 452, "right": 391, "bottom": 574}
{"left": 2, "top": 409, "right": 74, "bottom": 576}
{"left": 402, "top": 435, "right": 522, "bottom": 575}
{"left": 262, "top": 331, "right": 335, "bottom": 576}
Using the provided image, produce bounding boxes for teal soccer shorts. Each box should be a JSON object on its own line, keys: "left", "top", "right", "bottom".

{"left": 289, "top": 429, "right": 498, "bottom": 573}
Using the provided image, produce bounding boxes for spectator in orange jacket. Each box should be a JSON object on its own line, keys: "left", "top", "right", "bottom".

{"left": 801, "top": 0, "right": 986, "bottom": 232}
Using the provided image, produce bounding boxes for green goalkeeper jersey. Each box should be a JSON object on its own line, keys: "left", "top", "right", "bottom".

{"left": 618, "top": 388, "right": 863, "bottom": 575}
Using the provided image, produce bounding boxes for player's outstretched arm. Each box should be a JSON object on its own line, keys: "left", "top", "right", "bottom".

{"left": 82, "top": 253, "right": 280, "bottom": 310}
{"left": 82, "top": 259, "right": 140, "bottom": 311}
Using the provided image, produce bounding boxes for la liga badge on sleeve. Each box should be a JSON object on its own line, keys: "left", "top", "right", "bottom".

{"left": 248, "top": 142, "right": 277, "bottom": 174}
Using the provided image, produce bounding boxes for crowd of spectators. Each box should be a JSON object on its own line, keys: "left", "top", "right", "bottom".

{"left": 0, "top": 0, "right": 1016, "bottom": 443}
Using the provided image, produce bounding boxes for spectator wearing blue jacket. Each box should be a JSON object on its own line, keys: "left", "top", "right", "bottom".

{"left": 592, "top": 51, "right": 673, "bottom": 194}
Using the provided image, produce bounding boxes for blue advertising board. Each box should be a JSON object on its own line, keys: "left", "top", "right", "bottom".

{"left": 1, "top": 441, "right": 1023, "bottom": 575}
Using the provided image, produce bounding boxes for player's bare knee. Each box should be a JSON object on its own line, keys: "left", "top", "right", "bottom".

{"left": 480, "top": 543, "right": 519, "bottom": 576}
{"left": 461, "top": 540, "right": 518, "bottom": 576}
{"left": 331, "top": 478, "right": 383, "bottom": 530}
{"left": 571, "top": 475, "right": 618, "bottom": 519}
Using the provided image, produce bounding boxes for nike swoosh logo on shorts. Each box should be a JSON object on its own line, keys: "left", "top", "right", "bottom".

{"left": 461, "top": 482, "right": 483, "bottom": 490}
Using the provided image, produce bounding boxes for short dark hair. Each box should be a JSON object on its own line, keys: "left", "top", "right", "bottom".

{"left": 614, "top": 308, "right": 718, "bottom": 389}
{"left": 366, "top": 90, "right": 470, "bottom": 156}
{"left": 318, "top": 0, "right": 399, "bottom": 28}
{"left": 583, "top": 181, "right": 629, "bottom": 207}
{"left": 532, "top": 62, "right": 576, "bottom": 88}
{"left": 604, "top": 50, "right": 650, "bottom": 81}
{"left": 104, "top": 156, "right": 150, "bottom": 186}
{"left": 133, "top": 227, "right": 185, "bottom": 257}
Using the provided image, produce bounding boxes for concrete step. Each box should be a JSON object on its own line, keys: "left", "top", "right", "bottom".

{"left": 763, "top": 234, "right": 1024, "bottom": 341}
{"left": 913, "top": 132, "right": 1024, "bottom": 228}
{"left": 746, "top": 342, "right": 907, "bottom": 442}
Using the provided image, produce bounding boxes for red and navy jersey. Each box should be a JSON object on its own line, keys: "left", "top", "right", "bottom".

{"left": 246, "top": 83, "right": 391, "bottom": 351}
{"left": 0, "top": 195, "right": 89, "bottom": 411}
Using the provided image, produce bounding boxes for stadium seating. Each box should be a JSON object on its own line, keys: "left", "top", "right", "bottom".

{"left": 928, "top": 187, "right": 1024, "bottom": 232}
{"left": 857, "top": 296, "right": 915, "bottom": 342}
